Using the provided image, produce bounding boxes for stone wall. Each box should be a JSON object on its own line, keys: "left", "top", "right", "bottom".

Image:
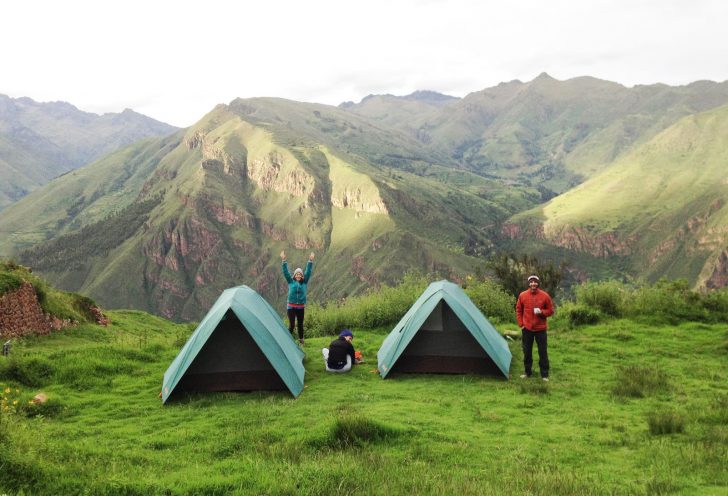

{"left": 0, "top": 282, "right": 73, "bottom": 339}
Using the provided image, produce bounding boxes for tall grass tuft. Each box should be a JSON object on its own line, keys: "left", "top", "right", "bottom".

{"left": 647, "top": 410, "right": 686, "bottom": 435}
{"left": 519, "top": 380, "right": 550, "bottom": 395}
{"left": 326, "top": 414, "right": 401, "bottom": 448}
{"left": 0, "top": 356, "right": 55, "bottom": 387}
{"left": 612, "top": 364, "right": 670, "bottom": 398}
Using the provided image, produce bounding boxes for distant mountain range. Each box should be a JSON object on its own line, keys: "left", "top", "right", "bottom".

{"left": 346, "top": 74, "right": 728, "bottom": 194}
{"left": 1, "top": 74, "right": 728, "bottom": 320}
{"left": 0, "top": 94, "right": 178, "bottom": 209}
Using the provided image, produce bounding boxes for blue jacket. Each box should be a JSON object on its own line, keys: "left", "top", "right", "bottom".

{"left": 282, "top": 260, "right": 313, "bottom": 305}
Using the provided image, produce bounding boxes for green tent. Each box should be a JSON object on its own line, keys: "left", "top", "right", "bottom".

{"left": 162, "top": 285, "right": 305, "bottom": 403}
{"left": 377, "top": 280, "right": 511, "bottom": 378}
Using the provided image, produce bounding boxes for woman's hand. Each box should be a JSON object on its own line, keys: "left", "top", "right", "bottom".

{"left": 280, "top": 250, "right": 286, "bottom": 261}
{"left": 309, "top": 252, "right": 315, "bottom": 261}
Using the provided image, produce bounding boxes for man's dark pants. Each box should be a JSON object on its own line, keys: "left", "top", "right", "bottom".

{"left": 522, "top": 328, "right": 549, "bottom": 378}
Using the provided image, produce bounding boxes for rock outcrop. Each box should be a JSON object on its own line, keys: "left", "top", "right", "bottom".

{"left": 0, "top": 282, "right": 73, "bottom": 338}
{"left": 705, "top": 250, "right": 728, "bottom": 289}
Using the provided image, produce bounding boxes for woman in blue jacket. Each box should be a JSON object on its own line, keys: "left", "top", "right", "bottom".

{"left": 280, "top": 250, "right": 314, "bottom": 345}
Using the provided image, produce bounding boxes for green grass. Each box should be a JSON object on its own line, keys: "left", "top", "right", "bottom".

{"left": 1, "top": 310, "right": 726, "bottom": 495}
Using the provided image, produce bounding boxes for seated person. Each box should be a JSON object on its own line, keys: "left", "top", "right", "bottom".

{"left": 322, "top": 329, "right": 358, "bottom": 373}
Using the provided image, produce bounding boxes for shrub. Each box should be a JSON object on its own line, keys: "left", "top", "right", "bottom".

{"left": 562, "top": 278, "right": 728, "bottom": 326}
{"left": 519, "top": 380, "right": 550, "bottom": 395}
{"left": 612, "top": 364, "right": 670, "bottom": 398}
{"left": 464, "top": 279, "right": 515, "bottom": 324}
{"left": 702, "top": 288, "right": 728, "bottom": 316}
{"left": 647, "top": 410, "right": 686, "bottom": 435}
{"left": 575, "top": 280, "right": 626, "bottom": 317}
{"left": 626, "top": 279, "right": 708, "bottom": 323}
{"left": 559, "top": 302, "right": 601, "bottom": 327}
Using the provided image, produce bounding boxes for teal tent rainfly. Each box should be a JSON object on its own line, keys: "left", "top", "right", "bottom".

{"left": 162, "top": 285, "right": 305, "bottom": 403}
{"left": 377, "top": 280, "right": 511, "bottom": 378}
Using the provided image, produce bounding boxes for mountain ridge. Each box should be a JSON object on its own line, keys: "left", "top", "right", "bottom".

{"left": 0, "top": 93, "right": 179, "bottom": 209}
{"left": 505, "top": 103, "right": 728, "bottom": 288}
{"left": 3, "top": 75, "right": 728, "bottom": 321}
{"left": 1, "top": 98, "right": 533, "bottom": 320}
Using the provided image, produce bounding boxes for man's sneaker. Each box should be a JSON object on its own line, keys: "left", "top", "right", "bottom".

{"left": 542, "top": 377, "right": 549, "bottom": 382}
{"left": 519, "top": 374, "right": 530, "bottom": 379}
{"left": 299, "top": 339, "right": 305, "bottom": 345}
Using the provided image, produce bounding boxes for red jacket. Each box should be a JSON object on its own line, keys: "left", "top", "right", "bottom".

{"left": 516, "top": 288, "right": 554, "bottom": 331}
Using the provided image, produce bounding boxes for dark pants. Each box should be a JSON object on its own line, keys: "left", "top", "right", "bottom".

{"left": 522, "top": 328, "right": 549, "bottom": 378}
{"left": 287, "top": 307, "right": 305, "bottom": 340}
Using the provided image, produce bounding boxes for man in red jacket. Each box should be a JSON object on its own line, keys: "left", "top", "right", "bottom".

{"left": 516, "top": 275, "right": 554, "bottom": 381}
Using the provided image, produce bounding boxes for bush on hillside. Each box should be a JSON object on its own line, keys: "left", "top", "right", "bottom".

{"left": 558, "top": 302, "right": 601, "bottom": 327}
{"left": 464, "top": 279, "right": 515, "bottom": 324}
{"left": 563, "top": 278, "right": 728, "bottom": 327}
{"left": 695, "top": 287, "right": 728, "bottom": 317}
{"left": 626, "top": 279, "right": 708, "bottom": 324}
{"left": 485, "top": 252, "right": 567, "bottom": 298}
{"left": 575, "top": 280, "right": 626, "bottom": 317}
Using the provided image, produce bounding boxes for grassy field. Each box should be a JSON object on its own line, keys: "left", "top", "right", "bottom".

{"left": 1, "top": 308, "right": 726, "bottom": 495}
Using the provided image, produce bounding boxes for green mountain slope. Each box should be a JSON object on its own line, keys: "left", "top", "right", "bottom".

{"left": 345, "top": 75, "right": 728, "bottom": 196}
{"left": 507, "top": 104, "right": 728, "bottom": 288}
{"left": 0, "top": 94, "right": 178, "bottom": 209}
{"left": 1, "top": 99, "right": 534, "bottom": 320}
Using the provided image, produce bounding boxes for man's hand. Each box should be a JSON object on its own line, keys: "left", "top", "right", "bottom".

{"left": 534, "top": 308, "right": 542, "bottom": 315}
{"left": 280, "top": 250, "right": 286, "bottom": 261}
{"left": 309, "top": 252, "right": 315, "bottom": 261}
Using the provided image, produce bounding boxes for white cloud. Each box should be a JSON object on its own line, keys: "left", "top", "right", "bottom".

{"left": 2, "top": 0, "right": 726, "bottom": 126}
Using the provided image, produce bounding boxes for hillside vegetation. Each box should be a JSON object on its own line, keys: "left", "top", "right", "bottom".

{"left": 0, "top": 100, "right": 535, "bottom": 321}
{"left": 4, "top": 75, "right": 728, "bottom": 321}
{"left": 0, "top": 276, "right": 726, "bottom": 495}
{"left": 510, "top": 104, "right": 728, "bottom": 289}
{"left": 347, "top": 75, "right": 728, "bottom": 195}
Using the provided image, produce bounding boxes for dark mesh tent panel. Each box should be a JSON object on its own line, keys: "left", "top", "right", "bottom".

{"left": 392, "top": 301, "right": 502, "bottom": 375}
{"left": 178, "top": 310, "right": 286, "bottom": 392}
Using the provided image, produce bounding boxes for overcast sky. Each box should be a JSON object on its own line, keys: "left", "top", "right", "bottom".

{"left": 2, "top": 0, "right": 726, "bottom": 127}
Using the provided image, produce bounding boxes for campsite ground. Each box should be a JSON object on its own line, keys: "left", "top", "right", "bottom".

{"left": 1, "top": 311, "right": 726, "bottom": 495}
